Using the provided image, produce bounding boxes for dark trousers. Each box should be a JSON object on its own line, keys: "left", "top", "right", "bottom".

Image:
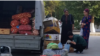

{"left": 70, "top": 43, "right": 86, "bottom": 52}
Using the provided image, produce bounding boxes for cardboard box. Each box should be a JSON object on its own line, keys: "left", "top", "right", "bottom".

{"left": 69, "top": 47, "right": 74, "bottom": 53}
{"left": 44, "top": 26, "right": 60, "bottom": 34}
{"left": 43, "top": 17, "right": 59, "bottom": 28}
{"left": 43, "top": 17, "right": 60, "bottom": 34}
{"left": 0, "top": 28, "right": 10, "bottom": 34}
{"left": 44, "top": 40, "right": 59, "bottom": 49}
{"left": 44, "top": 34, "right": 59, "bottom": 40}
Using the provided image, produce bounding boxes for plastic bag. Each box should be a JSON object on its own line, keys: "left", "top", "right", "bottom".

{"left": 43, "top": 49, "right": 68, "bottom": 56}
{"left": 32, "top": 30, "right": 39, "bottom": 35}
{"left": 19, "top": 31, "right": 32, "bottom": 35}
{"left": 64, "top": 43, "right": 70, "bottom": 52}
{"left": 47, "top": 43, "right": 58, "bottom": 49}
{"left": 58, "top": 42, "right": 63, "bottom": 49}
{"left": 43, "top": 49, "right": 55, "bottom": 56}
{"left": 79, "top": 28, "right": 83, "bottom": 36}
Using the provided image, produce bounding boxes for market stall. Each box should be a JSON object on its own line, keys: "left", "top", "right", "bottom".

{"left": 43, "top": 17, "right": 60, "bottom": 49}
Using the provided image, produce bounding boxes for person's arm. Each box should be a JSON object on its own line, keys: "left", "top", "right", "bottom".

{"left": 61, "top": 15, "right": 64, "bottom": 22}
{"left": 70, "top": 35, "right": 77, "bottom": 45}
{"left": 86, "top": 16, "right": 92, "bottom": 25}
{"left": 71, "top": 15, "right": 74, "bottom": 30}
{"left": 81, "top": 17, "right": 86, "bottom": 28}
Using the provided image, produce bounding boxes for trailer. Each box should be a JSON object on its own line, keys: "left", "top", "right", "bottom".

{"left": 0, "top": 1, "right": 45, "bottom": 53}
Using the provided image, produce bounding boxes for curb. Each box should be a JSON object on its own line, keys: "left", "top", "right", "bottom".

{"left": 73, "top": 32, "right": 100, "bottom": 36}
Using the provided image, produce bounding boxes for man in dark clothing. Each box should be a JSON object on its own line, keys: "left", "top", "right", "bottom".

{"left": 61, "top": 9, "right": 74, "bottom": 45}
{"left": 67, "top": 32, "right": 87, "bottom": 53}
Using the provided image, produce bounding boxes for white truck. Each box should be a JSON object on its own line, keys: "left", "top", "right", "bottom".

{"left": 0, "top": 1, "right": 45, "bottom": 53}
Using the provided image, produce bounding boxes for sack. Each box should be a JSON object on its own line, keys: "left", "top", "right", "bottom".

{"left": 11, "top": 27, "right": 18, "bottom": 34}
{"left": 47, "top": 43, "right": 58, "bottom": 49}
{"left": 10, "top": 20, "right": 19, "bottom": 27}
{"left": 19, "top": 25, "right": 32, "bottom": 31}
{"left": 32, "top": 30, "right": 39, "bottom": 36}
{"left": 79, "top": 28, "right": 83, "bottom": 36}
{"left": 58, "top": 42, "right": 63, "bottom": 49}
{"left": 12, "top": 12, "right": 31, "bottom": 20}
{"left": 43, "top": 49, "right": 68, "bottom": 56}
{"left": 64, "top": 43, "right": 70, "bottom": 52}
{"left": 19, "top": 31, "right": 32, "bottom": 35}
{"left": 20, "top": 17, "right": 30, "bottom": 25}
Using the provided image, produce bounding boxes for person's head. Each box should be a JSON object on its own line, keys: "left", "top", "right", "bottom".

{"left": 68, "top": 31, "right": 73, "bottom": 39}
{"left": 64, "top": 9, "right": 69, "bottom": 16}
{"left": 83, "top": 8, "right": 89, "bottom": 16}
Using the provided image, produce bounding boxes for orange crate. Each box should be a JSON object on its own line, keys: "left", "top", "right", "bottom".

{"left": 44, "top": 26, "right": 60, "bottom": 34}
{"left": 0, "top": 28, "right": 10, "bottom": 34}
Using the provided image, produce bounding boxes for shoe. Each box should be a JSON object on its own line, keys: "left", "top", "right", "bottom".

{"left": 76, "top": 51, "right": 83, "bottom": 54}
{"left": 74, "top": 50, "right": 78, "bottom": 53}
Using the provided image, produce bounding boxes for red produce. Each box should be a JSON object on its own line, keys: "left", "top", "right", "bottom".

{"left": 11, "top": 27, "right": 18, "bottom": 34}
{"left": 19, "top": 31, "right": 32, "bottom": 35}
{"left": 10, "top": 20, "right": 19, "bottom": 27}
{"left": 20, "top": 17, "right": 30, "bottom": 25}
{"left": 19, "top": 25, "right": 32, "bottom": 31}
{"left": 12, "top": 12, "right": 31, "bottom": 20}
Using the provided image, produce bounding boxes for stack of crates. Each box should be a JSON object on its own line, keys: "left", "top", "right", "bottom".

{"left": 43, "top": 17, "right": 60, "bottom": 49}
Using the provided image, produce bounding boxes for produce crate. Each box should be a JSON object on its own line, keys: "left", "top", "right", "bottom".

{"left": 44, "top": 40, "right": 59, "bottom": 49}
{"left": 43, "top": 17, "right": 60, "bottom": 34}
{"left": 44, "top": 34, "right": 59, "bottom": 40}
{"left": 0, "top": 28, "right": 10, "bottom": 34}
{"left": 44, "top": 26, "right": 60, "bottom": 34}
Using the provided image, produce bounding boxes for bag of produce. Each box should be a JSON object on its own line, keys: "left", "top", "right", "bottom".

{"left": 19, "top": 31, "right": 32, "bottom": 35}
{"left": 79, "top": 28, "right": 83, "bottom": 36}
{"left": 11, "top": 27, "right": 18, "bottom": 34}
{"left": 47, "top": 43, "right": 58, "bottom": 49}
{"left": 58, "top": 42, "right": 63, "bottom": 49}
{"left": 64, "top": 43, "right": 70, "bottom": 52}
{"left": 32, "top": 29, "right": 39, "bottom": 35}
{"left": 10, "top": 20, "right": 19, "bottom": 27}
{"left": 12, "top": 12, "right": 31, "bottom": 20}
{"left": 20, "top": 17, "right": 30, "bottom": 25}
{"left": 43, "top": 49, "right": 68, "bottom": 56}
{"left": 19, "top": 25, "right": 32, "bottom": 31}
{"left": 33, "top": 26, "right": 35, "bottom": 30}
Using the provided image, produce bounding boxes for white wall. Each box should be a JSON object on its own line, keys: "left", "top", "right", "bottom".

{"left": 94, "top": 25, "right": 100, "bottom": 32}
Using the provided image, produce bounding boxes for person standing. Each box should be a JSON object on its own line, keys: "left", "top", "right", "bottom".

{"left": 61, "top": 9, "right": 74, "bottom": 45}
{"left": 81, "top": 8, "right": 92, "bottom": 49}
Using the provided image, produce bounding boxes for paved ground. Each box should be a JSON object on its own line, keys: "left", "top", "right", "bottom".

{"left": 12, "top": 36, "right": 100, "bottom": 56}
{"left": 73, "top": 32, "right": 100, "bottom": 36}
{"left": 68, "top": 36, "right": 100, "bottom": 56}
